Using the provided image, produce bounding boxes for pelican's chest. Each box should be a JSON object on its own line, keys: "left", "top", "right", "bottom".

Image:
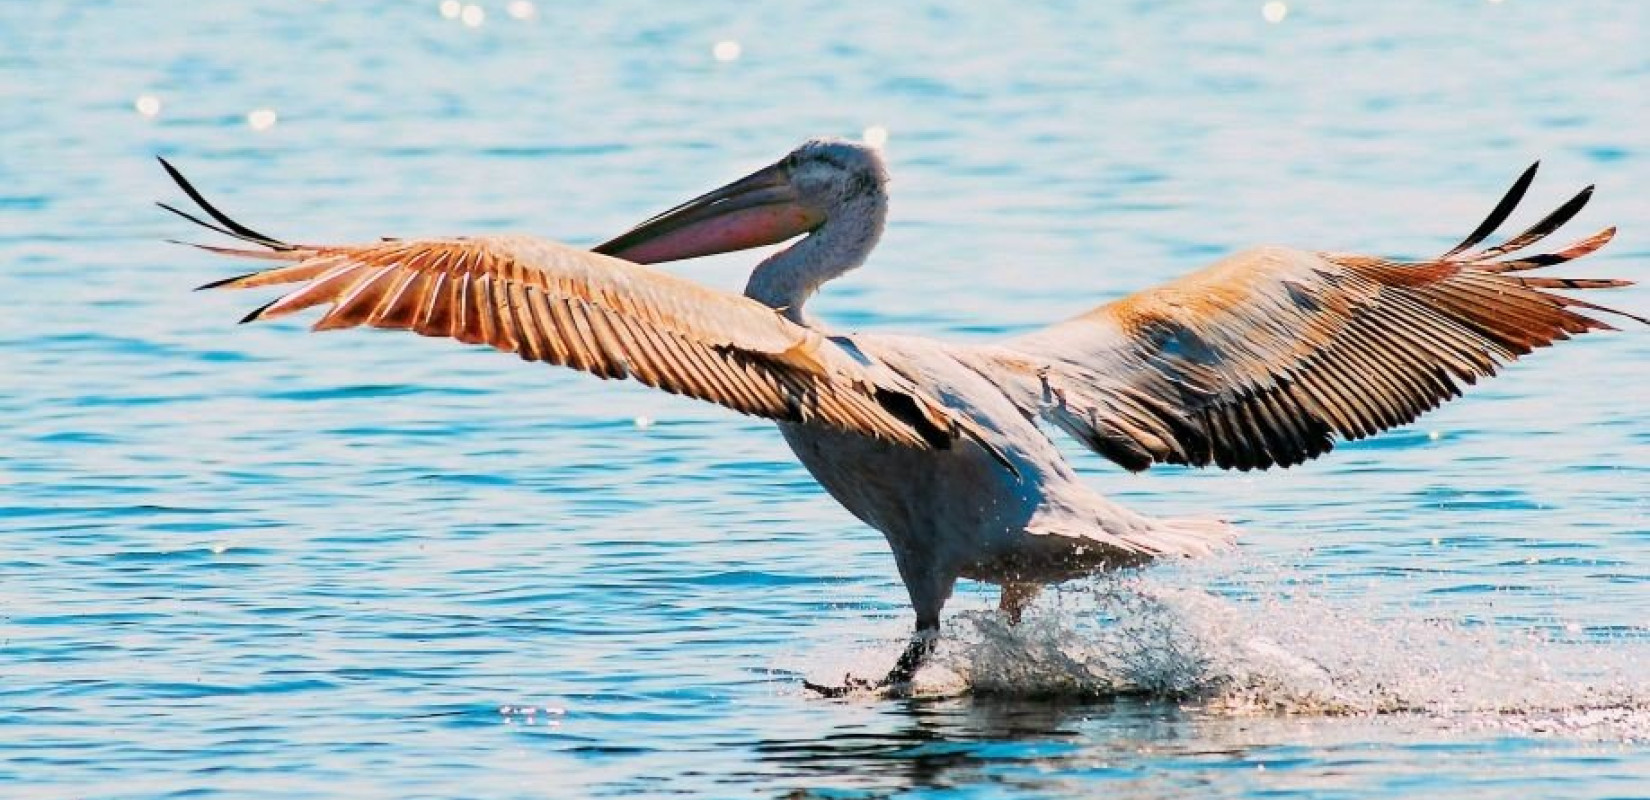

{"left": 776, "top": 422, "right": 1038, "bottom": 552}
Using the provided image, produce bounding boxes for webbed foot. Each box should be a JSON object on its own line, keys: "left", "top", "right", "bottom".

{"left": 803, "top": 630, "right": 938, "bottom": 698}
{"left": 803, "top": 673, "right": 884, "bottom": 698}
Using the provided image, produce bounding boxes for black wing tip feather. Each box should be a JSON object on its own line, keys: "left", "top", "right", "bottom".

{"left": 1596, "top": 305, "right": 1650, "bottom": 328}
{"left": 156, "top": 156, "right": 291, "bottom": 251}
{"left": 196, "top": 271, "right": 261, "bottom": 291}
{"left": 1441, "top": 161, "right": 1597, "bottom": 263}
{"left": 1439, "top": 165, "right": 1624, "bottom": 279}
{"left": 1441, "top": 161, "right": 1540, "bottom": 260}
{"left": 1451, "top": 173, "right": 1646, "bottom": 327}
{"left": 166, "top": 239, "right": 259, "bottom": 290}
{"left": 238, "top": 297, "right": 279, "bottom": 324}
{"left": 157, "top": 201, "right": 247, "bottom": 244}
{"left": 1517, "top": 183, "right": 1596, "bottom": 247}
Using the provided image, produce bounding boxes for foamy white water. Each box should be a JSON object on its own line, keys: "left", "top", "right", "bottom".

{"left": 938, "top": 561, "right": 1648, "bottom": 731}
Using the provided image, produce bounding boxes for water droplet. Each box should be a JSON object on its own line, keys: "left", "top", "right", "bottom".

{"left": 1428, "top": 430, "right": 1442, "bottom": 441}
{"left": 862, "top": 125, "right": 889, "bottom": 148}
{"left": 134, "top": 94, "right": 162, "bottom": 119}
{"left": 1262, "top": 1, "right": 1288, "bottom": 23}
{"left": 438, "top": 0, "right": 461, "bottom": 19}
{"left": 506, "top": 0, "right": 536, "bottom": 20}
{"left": 460, "top": 3, "right": 485, "bottom": 27}
{"left": 712, "top": 40, "right": 742, "bottom": 62}
{"left": 633, "top": 416, "right": 654, "bottom": 430}
{"left": 247, "top": 108, "right": 278, "bottom": 131}
{"left": 209, "top": 542, "right": 228, "bottom": 554}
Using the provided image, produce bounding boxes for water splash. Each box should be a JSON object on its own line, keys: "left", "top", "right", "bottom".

{"left": 870, "top": 558, "right": 1650, "bottom": 740}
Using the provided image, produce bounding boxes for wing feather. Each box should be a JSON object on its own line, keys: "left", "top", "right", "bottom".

{"left": 164, "top": 165, "right": 981, "bottom": 452}
{"left": 984, "top": 163, "right": 1642, "bottom": 471}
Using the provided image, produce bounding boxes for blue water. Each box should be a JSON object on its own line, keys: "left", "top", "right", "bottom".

{"left": 3, "top": 1, "right": 1648, "bottom": 797}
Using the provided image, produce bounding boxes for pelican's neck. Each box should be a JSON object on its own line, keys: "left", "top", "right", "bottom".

{"left": 744, "top": 190, "right": 887, "bottom": 326}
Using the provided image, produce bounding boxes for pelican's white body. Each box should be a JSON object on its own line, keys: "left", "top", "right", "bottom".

{"left": 780, "top": 333, "right": 1227, "bottom": 627}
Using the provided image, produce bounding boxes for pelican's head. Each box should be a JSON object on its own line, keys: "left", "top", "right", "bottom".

{"left": 594, "top": 138, "right": 888, "bottom": 265}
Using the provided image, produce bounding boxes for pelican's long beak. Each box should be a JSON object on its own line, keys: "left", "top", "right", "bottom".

{"left": 594, "top": 161, "right": 824, "bottom": 264}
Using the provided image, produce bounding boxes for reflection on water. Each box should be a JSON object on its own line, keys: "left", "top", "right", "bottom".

{"left": 2, "top": 0, "right": 1647, "bottom": 797}
{"left": 752, "top": 698, "right": 1101, "bottom": 795}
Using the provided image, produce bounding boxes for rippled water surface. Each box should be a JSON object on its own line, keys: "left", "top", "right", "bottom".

{"left": 3, "top": 2, "right": 1648, "bottom": 797}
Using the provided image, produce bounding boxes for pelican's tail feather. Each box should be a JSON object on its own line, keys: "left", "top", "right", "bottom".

{"left": 1142, "top": 516, "right": 1240, "bottom": 559}
{"left": 1024, "top": 506, "right": 1238, "bottom": 577}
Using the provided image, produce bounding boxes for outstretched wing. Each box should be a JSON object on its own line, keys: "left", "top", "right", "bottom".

{"left": 985, "top": 163, "right": 1643, "bottom": 472}
{"left": 161, "top": 159, "right": 983, "bottom": 452}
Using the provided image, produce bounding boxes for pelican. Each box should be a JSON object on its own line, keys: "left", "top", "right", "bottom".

{"left": 161, "top": 140, "right": 1642, "bottom": 695}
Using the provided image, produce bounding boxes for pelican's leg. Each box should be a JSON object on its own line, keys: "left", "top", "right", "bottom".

{"left": 998, "top": 582, "right": 1042, "bottom": 625}
{"left": 804, "top": 624, "right": 938, "bottom": 698}
{"left": 868, "top": 578, "right": 950, "bottom": 693}
{"left": 878, "top": 621, "right": 940, "bottom": 687}
{"left": 872, "top": 565, "right": 955, "bottom": 689}
{"left": 806, "top": 570, "right": 955, "bottom": 698}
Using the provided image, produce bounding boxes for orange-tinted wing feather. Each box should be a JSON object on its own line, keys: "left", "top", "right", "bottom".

{"left": 162, "top": 160, "right": 974, "bottom": 452}
{"left": 988, "top": 163, "right": 1643, "bottom": 472}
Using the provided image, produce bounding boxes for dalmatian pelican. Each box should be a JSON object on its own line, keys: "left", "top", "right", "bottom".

{"left": 160, "top": 140, "right": 1641, "bottom": 695}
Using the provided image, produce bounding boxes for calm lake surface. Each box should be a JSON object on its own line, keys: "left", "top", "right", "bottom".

{"left": 2, "top": 1, "right": 1647, "bottom": 797}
